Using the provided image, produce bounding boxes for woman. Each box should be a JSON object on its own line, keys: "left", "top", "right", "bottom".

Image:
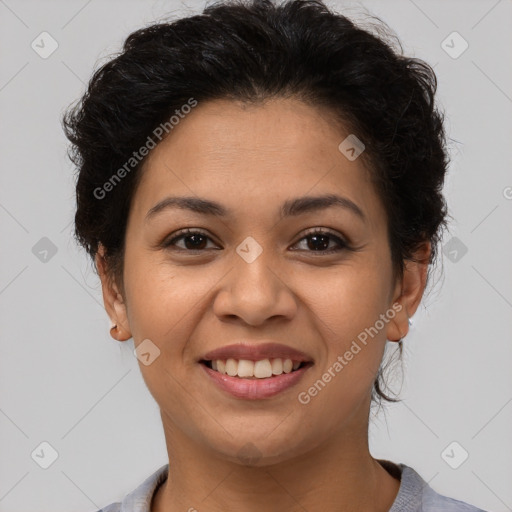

{"left": 62, "top": 0, "right": 487, "bottom": 510}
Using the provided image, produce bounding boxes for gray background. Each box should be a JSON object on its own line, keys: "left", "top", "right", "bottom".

{"left": 0, "top": 0, "right": 511, "bottom": 510}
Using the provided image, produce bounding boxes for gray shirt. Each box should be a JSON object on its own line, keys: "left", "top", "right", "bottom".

{"left": 96, "top": 460, "right": 487, "bottom": 511}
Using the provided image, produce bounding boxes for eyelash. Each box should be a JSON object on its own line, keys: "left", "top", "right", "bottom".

{"left": 161, "top": 227, "right": 350, "bottom": 255}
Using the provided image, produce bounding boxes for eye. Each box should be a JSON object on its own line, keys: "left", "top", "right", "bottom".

{"left": 162, "top": 228, "right": 220, "bottom": 251}
{"left": 291, "top": 228, "right": 350, "bottom": 254}
{"left": 161, "top": 227, "right": 350, "bottom": 254}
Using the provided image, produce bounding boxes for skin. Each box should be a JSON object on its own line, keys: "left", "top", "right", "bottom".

{"left": 96, "top": 97, "right": 430, "bottom": 512}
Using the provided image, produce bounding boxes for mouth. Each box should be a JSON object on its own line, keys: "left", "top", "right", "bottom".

{"left": 197, "top": 342, "right": 314, "bottom": 399}
{"left": 200, "top": 358, "right": 313, "bottom": 379}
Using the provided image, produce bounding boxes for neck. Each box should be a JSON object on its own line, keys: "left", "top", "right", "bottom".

{"left": 151, "top": 413, "right": 400, "bottom": 512}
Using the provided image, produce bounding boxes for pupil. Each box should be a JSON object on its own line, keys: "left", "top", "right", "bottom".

{"left": 308, "top": 234, "right": 329, "bottom": 251}
{"left": 185, "top": 234, "right": 207, "bottom": 250}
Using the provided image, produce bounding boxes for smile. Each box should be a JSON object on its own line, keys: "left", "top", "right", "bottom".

{"left": 200, "top": 359, "right": 313, "bottom": 399}
{"left": 201, "top": 357, "right": 307, "bottom": 378}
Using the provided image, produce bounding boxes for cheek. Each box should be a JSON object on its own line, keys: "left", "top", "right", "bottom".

{"left": 124, "top": 264, "right": 199, "bottom": 342}
{"left": 122, "top": 261, "right": 208, "bottom": 406}
{"left": 296, "top": 260, "right": 390, "bottom": 399}
{"left": 298, "top": 258, "right": 392, "bottom": 343}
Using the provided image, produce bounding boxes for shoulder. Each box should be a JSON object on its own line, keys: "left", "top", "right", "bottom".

{"left": 95, "top": 504, "right": 121, "bottom": 512}
{"left": 91, "top": 463, "right": 169, "bottom": 512}
{"left": 421, "top": 480, "right": 488, "bottom": 512}
{"left": 379, "top": 460, "right": 488, "bottom": 512}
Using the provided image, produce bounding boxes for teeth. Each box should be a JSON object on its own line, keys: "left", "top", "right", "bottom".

{"left": 225, "top": 358, "right": 238, "bottom": 376}
{"left": 271, "top": 358, "right": 283, "bottom": 375}
{"left": 237, "top": 359, "right": 254, "bottom": 378}
{"left": 209, "top": 358, "right": 302, "bottom": 379}
{"left": 254, "top": 359, "right": 273, "bottom": 378}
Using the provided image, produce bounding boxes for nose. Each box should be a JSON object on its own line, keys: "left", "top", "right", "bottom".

{"left": 212, "top": 244, "right": 298, "bottom": 326}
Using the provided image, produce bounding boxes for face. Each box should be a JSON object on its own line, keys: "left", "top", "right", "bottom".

{"left": 98, "top": 97, "right": 424, "bottom": 465}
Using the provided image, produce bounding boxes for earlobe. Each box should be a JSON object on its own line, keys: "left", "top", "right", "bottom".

{"left": 95, "top": 244, "right": 132, "bottom": 341}
{"left": 109, "top": 322, "right": 131, "bottom": 342}
{"left": 386, "top": 241, "right": 430, "bottom": 343}
{"left": 402, "top": 241, "right": 430, "bottom": 317}
{"left": 110, "top": 291, "right": 132, "bottom": 341}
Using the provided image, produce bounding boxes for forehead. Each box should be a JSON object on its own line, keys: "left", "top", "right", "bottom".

{"left": 130, "top": 98, "right": 386, "bottom": 231}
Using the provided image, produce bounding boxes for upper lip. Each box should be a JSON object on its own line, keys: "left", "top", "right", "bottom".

{"left": 200, "top": 342, "right": 314, "bottom": 363}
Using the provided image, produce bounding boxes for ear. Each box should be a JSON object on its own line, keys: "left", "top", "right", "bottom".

{"left": 95, "top": 244, "right": 132, "bottom": 342}
{"left": 386, "top": 241, "right": 431, "bottom": 342}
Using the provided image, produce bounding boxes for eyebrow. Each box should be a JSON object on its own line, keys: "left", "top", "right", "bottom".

{"left": 145, "top": 193, "right": 366, "bottom": 223}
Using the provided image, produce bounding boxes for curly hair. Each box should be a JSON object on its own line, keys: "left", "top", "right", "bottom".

{"left": 62, "top": 0, "right": 450, "bottom": 406}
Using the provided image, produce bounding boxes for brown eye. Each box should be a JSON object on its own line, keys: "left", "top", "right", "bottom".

{"left": 292, "top": 229, "right": 349, "bottom": 254}
{"left": 163, "top": 229, "right": 219, "bottom": 251}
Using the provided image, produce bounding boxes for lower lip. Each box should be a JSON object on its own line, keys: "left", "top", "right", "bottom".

{"left": 200, "top": 363, "right": 312, "bottom": 400}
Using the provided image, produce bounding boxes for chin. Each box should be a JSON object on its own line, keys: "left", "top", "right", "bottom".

{"left": 204, "top": 430, "right": 312, "bottom": 468}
